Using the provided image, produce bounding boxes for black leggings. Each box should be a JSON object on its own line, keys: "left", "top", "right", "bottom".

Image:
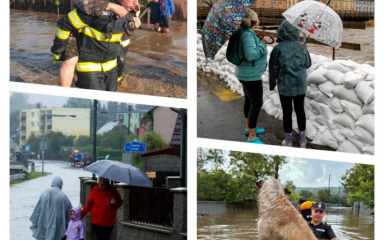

{"left": 92, "top": 224, "right": 114, "bottom": 240}
{"left": 240, "top": 80, "right": 263, "bottom": 129}
{"left": 279, "top": 94, "right": 306, "bottom": 133}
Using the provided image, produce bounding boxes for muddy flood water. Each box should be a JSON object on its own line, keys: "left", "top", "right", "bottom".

{"left": 10, "top": 9, "right": 187, "bottom": 98}
{"left": 197, "top": 202, "right": 374, "bottom": 240}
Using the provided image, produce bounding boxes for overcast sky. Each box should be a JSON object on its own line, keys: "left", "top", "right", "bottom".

{"left": 279, "top": 157, "right": 355, "bottom": 188}
{"left": 215, "top": 152, "right": 357, "bottom": 188}
{"left": 24, "top": 92, "right": 69, "bottom": 108}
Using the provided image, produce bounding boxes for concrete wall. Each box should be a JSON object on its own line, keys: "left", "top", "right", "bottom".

{"left": 144, "top": 155, "right": 180, "bottom": 172}
{"left": 80, "top": 179, "right": 187, "bottom": 240}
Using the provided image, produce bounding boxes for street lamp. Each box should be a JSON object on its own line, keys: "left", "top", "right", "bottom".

{"left": 41, "top": 113, "right": 76, "bottom": 174}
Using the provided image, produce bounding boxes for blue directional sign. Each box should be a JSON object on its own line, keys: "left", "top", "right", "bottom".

{"left": 125, "top": 140, "right": 146, "bottom": 153}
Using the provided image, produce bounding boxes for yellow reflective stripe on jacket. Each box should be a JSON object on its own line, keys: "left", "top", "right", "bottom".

{"left": 52, "top": 53, "right": 60, "bottom": 60}
{"left": 117, "top": 76, "right": 123, "bottom": 82}
{"left": 75, "top": 59, "right": 117, "bottom": 72}
{"left": 78, "top": 27, "right": 122, "bottom": 42}
{"left": 136, "top": 11, "right": 140, "bottom": 17}
{"left": 68, "top": 9, "right": 88, "bottom": 29}
{"left": 120, "top": 38, "right": 130, "bottom": 47}
{"left": 55, "top": 27, "right": 70, "bottom": 40}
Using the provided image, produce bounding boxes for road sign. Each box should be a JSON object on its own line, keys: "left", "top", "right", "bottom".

{"left": 40, "top": 141, "right": 47, "bottom": 150}
{"left": 125, "top": 140, "right": 146, "bottom": 153}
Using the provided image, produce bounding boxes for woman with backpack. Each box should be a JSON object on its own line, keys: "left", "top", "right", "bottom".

{"left": 234, "top": 10, "right": 269, "bottom": 144}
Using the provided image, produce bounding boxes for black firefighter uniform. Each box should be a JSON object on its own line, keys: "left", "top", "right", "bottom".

{"left": 51, "top": 8, "right": 133, "bottom": 91}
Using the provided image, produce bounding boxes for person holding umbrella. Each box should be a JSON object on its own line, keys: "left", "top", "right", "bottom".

{"left": 81, "top": 177, "right": 123, "bottom": 240}
{"left": 269, "top": 19, "right": 312, "bottom": 148}
{"left": 234, "top": 10, "right": 269, "bottom": 144}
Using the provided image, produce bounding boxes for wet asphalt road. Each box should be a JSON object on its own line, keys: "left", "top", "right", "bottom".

{"left": 197, "top": 70, "right": 333, "bottom": 151}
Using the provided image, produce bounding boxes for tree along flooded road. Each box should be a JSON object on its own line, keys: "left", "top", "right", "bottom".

{"left": 197, "top": 202, "right": 374, "bottom": 239}
{"left": 10, "top": 9, "right": 187, "bottom": 98}
{"left": 10, "top": 160, "right": 92, "bottom": 240}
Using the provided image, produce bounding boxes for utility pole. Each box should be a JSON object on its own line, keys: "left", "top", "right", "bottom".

{"left": 92, "top": 100, "right": 98, "bottom": 179}
{"left": 41, "top": 114, "right": 46, "bottom": 174}
{"left": 128, "top": 105, "right": 132, "bottom": 136}
{"left": 328, "top": 174, "right": 331, "bottom": 203}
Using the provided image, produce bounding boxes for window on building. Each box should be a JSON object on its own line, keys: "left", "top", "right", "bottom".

{"left": 271, "top": 3, "right": 275, "bottom": 9}
{"left": 31, "top": 112, "right": 35, "bottom": 117}
{"left": 262, "top": 1, "right": 265, "bottom": 8}
{"left": 31, "top": 122, "right": 35, "bottom": 127}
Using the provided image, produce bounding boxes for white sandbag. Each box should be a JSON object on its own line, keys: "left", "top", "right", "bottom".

{"left": 355, "top": 80, "right": 374, "bottom": 104}
{"left": 306, "top": 89, "right": 329, "bottom": 104}
{"left": 354, "top": 126, "right": 374, "bottom": 145}
{"left": 328, "top": 97, "right": 344, "bottom": 113}
{"left": 331, "top": 85, "right": 363, "bottom": 105}
{"left": 306, "top": 109, "right": 318, "bottom": 121}
{"left": 370, "top": 80, "right": 374, "bottom": 89}
{"left": 365, "top": 72, "right": 375, "bottom": 81}
{"left": 348, "top": 137, "right": 366, "bottom": 151}
{"left": 324, "top": 61, "right": 351, "bottom": 73}
{"left": 319, "top": 81, "right": 336, "bottom": 97}
{"left": 270, "top": 92, "right": 281, "bottom": 108}
{"left": 356, "top": 114, "right": 374, "bottom": 136}
{"left": 312, "top": 120, "right": 327, "bottom": 133}
{"left": 313, "top": 129, "right": 339, "bottom": 149}
{"left": 263, "top": 99, "right": 280, "bottom": 118}
{"left": 340, "top": 127, "right": 354, "bottom": 139}
{"left": 362, "top": 145, "right": 374, "bottom": 155}
{"left": 309, "top": 100, "right": 322, "bottom": 114}
{"left": 355, "top": 63, "right": 374, "bottom": 76}
{"left": 306, "top": 120, "right": 317, "bottom": 139}
{"left": 362, "top": 100, "right": 374, "bottom": 115}
{"left": 337, "top": 140, "right": 362, "bottom": 154}
{"left": 328, "top": 120, "right": 341, "bottom": 130}
{"left": 307, "top": 66, "right": 328, "bottom": 84}
{"left": 340, "top": 59, "right": 361, "bottom": 69}
{"left": 304, "top": 100, "right": 312, "bottom": 113}
{"left": 340, "top": 100, "right": 363, "bottom": 120}
{"left": 320, "top": 103, "right": 337, "bottom": 121}
{"left": 330, "top": 129, "right": 346, "bottom": 142}
{"left": 343, "top": 71, "right": 366, "bottom": 89}
{"left": 324, "top": 70, "right": 344, "bottom": 85}
{"left": 333, "top": 113, "right": 356, "bottom": 129}
{"left": 315, "top": 115, "right": 328, "bottom": 126}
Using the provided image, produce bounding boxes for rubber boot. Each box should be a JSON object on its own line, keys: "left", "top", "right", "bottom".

{"left": 299, "top": 131, "right": 307, "bottom": 148}
{"left": 282, "top": 132, "right": 293, "bottom": 147}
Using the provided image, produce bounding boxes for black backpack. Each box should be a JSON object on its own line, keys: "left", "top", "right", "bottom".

{"left": 226, "top": 29, "right": 256, "bottom": 66}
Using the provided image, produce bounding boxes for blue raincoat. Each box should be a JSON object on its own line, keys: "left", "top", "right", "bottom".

{"left": 269, "top": 20, "right": 312, "bottom": 96}
{"left": 30, "top": 177, "right": 73, "bottom": 240}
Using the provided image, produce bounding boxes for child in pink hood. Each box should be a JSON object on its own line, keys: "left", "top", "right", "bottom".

{"left": 66, "top": 206, "right": 85, "bottom": 240}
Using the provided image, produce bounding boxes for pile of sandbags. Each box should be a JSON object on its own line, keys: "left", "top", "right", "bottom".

{"left": 197, "top": 34, "right": 375, "bottom": 154}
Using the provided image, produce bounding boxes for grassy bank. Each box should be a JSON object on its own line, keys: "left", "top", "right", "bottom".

{"left": 10, "top": 171, "right": 51, "bottom": 185}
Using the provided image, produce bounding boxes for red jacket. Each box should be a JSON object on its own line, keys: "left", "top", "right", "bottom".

{"left": 81, "top": 185, "right": 123, "bottom": 226}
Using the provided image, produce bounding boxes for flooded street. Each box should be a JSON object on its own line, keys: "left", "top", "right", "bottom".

{"left": 10, "top": 160, "right": 92, "bottom": 240}
{"left": 197, "top": 202, "right": 374, "bottom": 240}
{"left": 10, "top": 9, "right": 187, "bottom": 98}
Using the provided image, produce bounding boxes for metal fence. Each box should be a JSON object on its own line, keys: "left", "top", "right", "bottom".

{"left": 129, "top": 186, "right": 174, "bottom": 227}
{"left": 10, "top": 151, "right": 29, "bottom": 169}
